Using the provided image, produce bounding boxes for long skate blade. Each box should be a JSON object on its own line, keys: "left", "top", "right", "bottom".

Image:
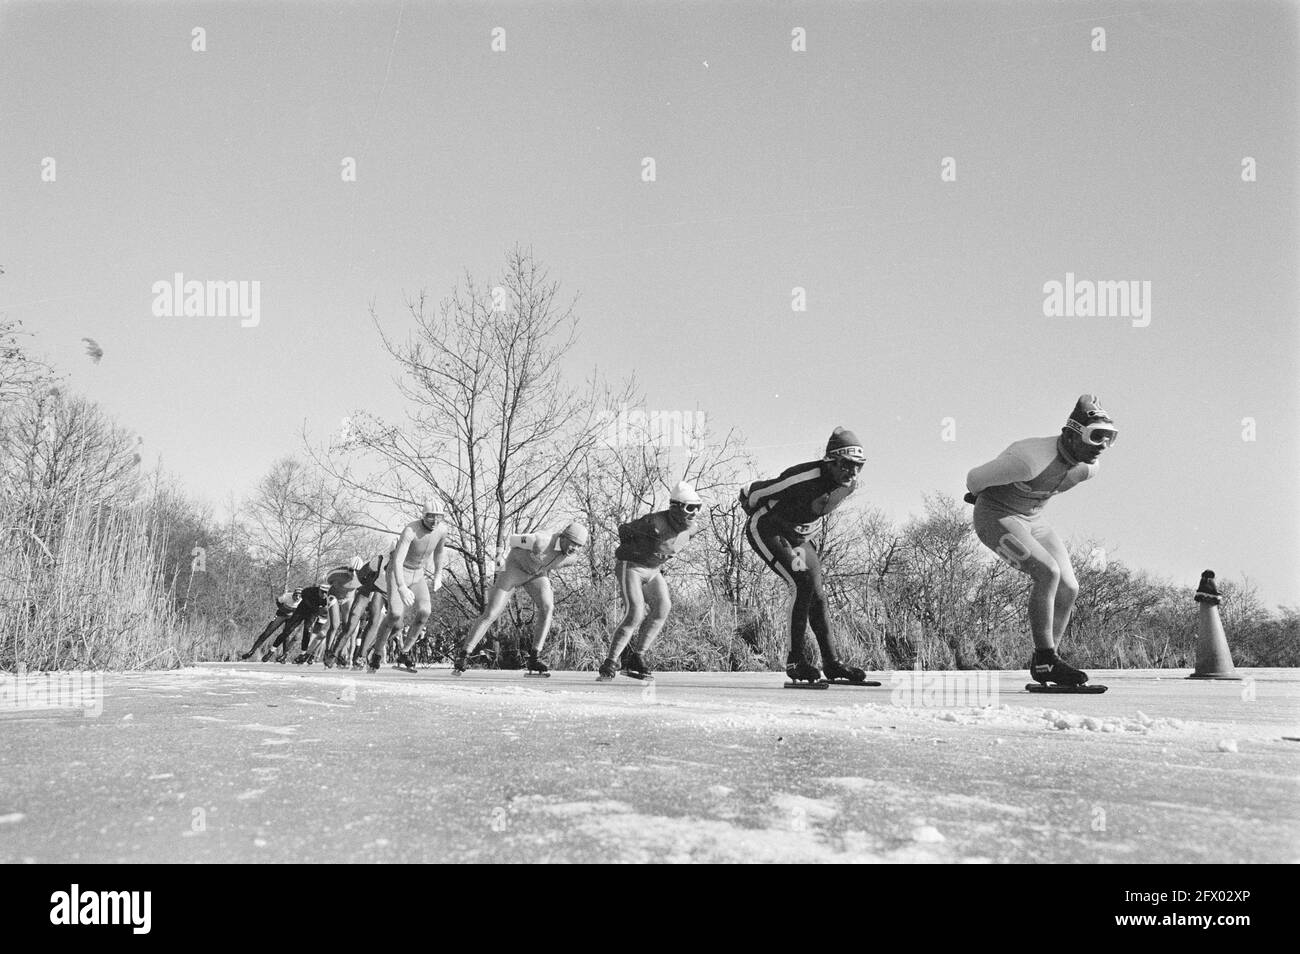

{"left": 784, "top": 681, "right": 830, "bottom": 690}
{"left": 392, "top": 665, "right": 418, "bottom": 674}
{"left": 1025, "top": 683, "right": 1108, "bottom": 694}
{"left": 825, "top": 679, "right": 883, "bottom": 687}
{"left": 523, "top": 672, "right": 551, "bottom": 678}
{"left": 622, "top": 672, "right": 653, "bottom": 681}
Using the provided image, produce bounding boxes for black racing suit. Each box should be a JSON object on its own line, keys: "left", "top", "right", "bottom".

{"left": 739, "top": 460, "right": 858, "bottom": 666}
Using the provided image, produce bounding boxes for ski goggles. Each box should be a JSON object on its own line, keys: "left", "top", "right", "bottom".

{"left": 670, "top": 501, "right": 703, "bottom": 514}
{"left": 1067, "top": 420, "right": 1119, "bottom": 447}
{"left": 827, "top": 455, "right": 864, "bottom": 472}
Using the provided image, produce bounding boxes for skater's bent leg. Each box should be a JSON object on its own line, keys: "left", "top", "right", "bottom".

{"left": 359, "top": 595, "right": 389, "bottom": 658}
{"left": 745, "top": 517, "right": 806, "bottom": 664}
{"left": 332, "top": 606, "right": 361, "bottom": 661}
{"left": 327, "top": 597, "right": 356, "bottom": 659}
{"left": 801, "top": 545, "right": 839, "bottom": 663}
{"left": 273, "top": 611, "right": 308, "bottom": 653}
{"left": 608, "top": 561, "right": 647, "bottom": 662}
{"left": 760, "top": 532, "right": 813, "bottom": 662}
{"left": 975, "top": 510, "right": 1061, "bottom": 650}
{"left": 780, "top": 539, "right": 814, "bottom": 662}
{"left": 399, "top": 579, "right": 433, "bottom": 653}
{"left": 299, "top": 614, "right": 317, "bottom": 653}
{"left": 523, "top": 577, "right": 555, "bottom": 654}
{"left": 464, "top": 585, "right": 514, "bottom": 653}
{"left": 1034, "top": 525, "right": 1080, "bottom": 646}
{"left": 633, "top": 572, "right": 671, "bottom": 653}
{"left": 247, "top": 617, "right": 284, "bottom": 655}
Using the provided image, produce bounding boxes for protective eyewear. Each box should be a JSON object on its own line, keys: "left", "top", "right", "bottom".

{"left": 1068, "top": 421, "right": 1118, "bottom": 447}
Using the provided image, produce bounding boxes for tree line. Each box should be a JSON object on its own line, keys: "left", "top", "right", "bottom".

{"left": 2, "top": 250, "right": 1295, "bottom": 671}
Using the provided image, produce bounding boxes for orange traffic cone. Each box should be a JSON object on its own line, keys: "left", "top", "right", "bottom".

{"left": 1187, "top": 570, "right": 1241, "bottom": 680}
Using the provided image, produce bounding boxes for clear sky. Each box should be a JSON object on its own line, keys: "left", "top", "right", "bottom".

{"left": 2, "top": 1, "right": 1297, "bottom": 605}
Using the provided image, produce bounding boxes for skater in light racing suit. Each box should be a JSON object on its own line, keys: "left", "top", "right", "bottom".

{"left": 454, "top": 521, "right": 589, "bottom": 675}
{"left": 964, "top": 394, "right": 1117, "bottom": 688}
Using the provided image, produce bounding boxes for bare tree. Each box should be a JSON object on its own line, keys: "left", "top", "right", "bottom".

{"left": 317, "top": 247, "right": 614, "bottom": 616}
{"left": 245, "top": 457, "right": 352, "bottom": 589}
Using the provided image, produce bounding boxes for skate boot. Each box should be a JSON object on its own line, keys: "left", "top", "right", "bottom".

{"left": 1027, "top": 649, "right": 1106, "bottom": 693}
{"left": 322, "top": 654, "right": 335, "bottom": 669}
{"left": 365, "top": 651, "right": 381, "bottom": 674}
{"left": 784, "top": 660, "right": 827, "bottom": 689}
{"left": 623, "top": 651, "right": 653, "bottom": 681}
{"left": 821, "top": 659, "right": 881, "bottom": 687}
{"left": 524, "top": 653, "right": 550, "bottom": 677}
{"left": 261, "top": 650, "right": 276, "bottom": 663}
{"left": 1029, "top": 649, "right": 1087, "bottom": 686}
{"left": 452, "top": 649, "right": 468, "bottom": 676}
{"left": 239, "top": 650, "right": 254, "bottom": 661}
{"left": 395, "top": 651, "right": 417, "bottom": 673}
{"left": 596, "top": 658, "right": 618, "bottom": 682}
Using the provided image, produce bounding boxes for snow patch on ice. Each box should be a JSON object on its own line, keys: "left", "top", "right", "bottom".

{"left": 819, "top": 776, "right": 889, "bottom": 793}
{"left": 928, "top": 793, "right": 1028, "bottom": 817}
{"left": 236, "top": 723, "right": 298, "bottom": 735}
{"left": 541, "top": 800, "right": 634, "bottom": 817}
{"left": 770, "top": 793, "right": 839, "bottom": 825}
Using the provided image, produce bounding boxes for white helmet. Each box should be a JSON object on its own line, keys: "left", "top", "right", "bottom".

{"left": 422, "top": 494, "right": 446, "bottom": 516}
{"left": 348, "top": 556, "right": 363, "bottom": 571}
{"left": 561, "top": 521, "right": 589, "bottom": 546}
{"left": 669, "top": 481, "right": 702, "bottom": 506}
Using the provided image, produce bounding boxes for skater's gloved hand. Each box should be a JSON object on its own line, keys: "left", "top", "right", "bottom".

{"left": 399, "top": 585, "right": 415, "bottom": 605}
{"left": 431, "top": 572, "right": 443, "bottom": 593}
{"left": 789, "top": 548, "right": 807, "bottom": 573}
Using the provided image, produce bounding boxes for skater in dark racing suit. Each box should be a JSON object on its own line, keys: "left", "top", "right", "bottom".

{"left": 597, "top": 482, "right": 704, "bottom": 682}
{"left": 964, "top": 394, "right": 1118, "bottom": 688}
{"left": 740, "top": 427, "right": 869, "bottom": 685}
{"left": 240, "top": 588, "right": 303, "bottom": 660}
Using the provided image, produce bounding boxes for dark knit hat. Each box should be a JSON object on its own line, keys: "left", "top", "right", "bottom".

{"left": 1066, "top": 394, "right": 1113, "bottom": 429}
{"left": 824, "top": 427, "right": 866, "bottom": 462}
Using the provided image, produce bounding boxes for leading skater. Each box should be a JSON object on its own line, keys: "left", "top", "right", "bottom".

{"left": 964, "top": 394, "right": 1118, "bottom": 689}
